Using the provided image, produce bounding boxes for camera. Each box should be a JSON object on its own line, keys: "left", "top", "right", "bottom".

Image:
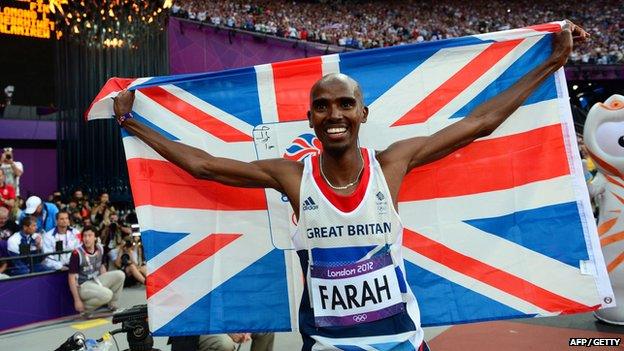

{"left": 5, "top": 153, "right": 11, "bottom": 160}
{"left": 124, "top": 239, "right": 134, "bottom": 248}
{"left": 111, "top": 304, "right": 159, "bottom": 351}
{"left": 110, "top": 222, "right": 118, "bottom": 231}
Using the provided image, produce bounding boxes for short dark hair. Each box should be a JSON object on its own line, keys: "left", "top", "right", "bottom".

{"left": 20, "top": 215, "right": 35, "bottom": 228}
{"left": 56, "top": 210, "right": 70, "bottom": 220}
{"left": 81, "top": 225, "right": 96, "bottom": 236}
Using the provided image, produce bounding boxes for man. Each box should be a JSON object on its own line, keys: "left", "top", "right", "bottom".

{"left": 0, "top": 206, "right": 18, "bottom": 240}
{"left": 67, "top": 226, "right": 125, "bottom": 315}
{"left": 19, "top": 195, "right": 58, "bottom": 233}
{"left": 7, "top": 215, "right": 45, "bottom": 275}
{"left": 0, "top": 147, "right": 23, "bottom": 196}
{"left": 42, "top": 210, "right": 81, "bottom": 270}
{"left": 113, "top": 23, "right": 587, "bottom": 350}
{"left": 0, "top": 168, "right": 15, "bottom": 211}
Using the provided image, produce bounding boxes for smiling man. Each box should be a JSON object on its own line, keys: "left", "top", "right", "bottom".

{"left": 113, "top": 23, "right": 587, "bottom": 351}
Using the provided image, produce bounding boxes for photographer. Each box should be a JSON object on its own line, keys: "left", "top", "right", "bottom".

{"left": 100, "top": 212, "right": 131, "bottom": 263}
{"left": 18, "top": 195, "right": 58, "bottom": 233}
{"left": 72, "top": 188, "right": 91, "bottom": 220}
{"left": 91, "top": 192, "right": 116, "bottom": 229}
{"left": 114, "top": 233, "right": 146, "bottom": 285}
{"left": 0, "top": 147, "right": 23, "bottom": 197}
{"left": 68, "top": 226, "right": 125, "bottom": 314}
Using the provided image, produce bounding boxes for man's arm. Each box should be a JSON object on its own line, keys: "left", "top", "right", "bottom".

{"left": 68, "top": 273, "right": 85, "bottom": 312}
{"left": 379, "top": 22, "right": 588, "bottom": 180}
{"left": 114, "top": 92, "right": 300, "bottom": 193}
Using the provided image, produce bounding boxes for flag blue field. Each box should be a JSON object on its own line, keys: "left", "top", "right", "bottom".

{"left": 87, "top": 21, "right": 614, "bottom": 336}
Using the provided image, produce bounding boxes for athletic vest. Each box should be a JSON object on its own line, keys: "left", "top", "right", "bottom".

{"left": 292, "top": 148, "right": 424, "bottom": 350}
{"left": 76, "top": 244, "right": 104, "bottom": 285}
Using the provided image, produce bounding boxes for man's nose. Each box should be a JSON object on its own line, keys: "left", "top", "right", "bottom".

{"left": 329, "top": 104, "right": 342, "bottom": 119}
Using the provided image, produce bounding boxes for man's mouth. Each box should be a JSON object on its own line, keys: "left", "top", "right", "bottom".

{"left": 326, "top": 127, "right": 347, "bottom": 135}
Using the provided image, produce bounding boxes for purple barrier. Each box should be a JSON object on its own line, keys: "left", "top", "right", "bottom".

{"left": 0, "top": 271, "right": 75, "bottom": 332}
{"left": 0, "top": 119, "right": 56, "bottom": 140}
{"left": 168, "top": 17, "right": 327, "bottom": 73}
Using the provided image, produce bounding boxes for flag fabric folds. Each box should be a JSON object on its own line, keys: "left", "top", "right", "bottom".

{"left": 87, "top": 21, "right": 614, "bottom": 336}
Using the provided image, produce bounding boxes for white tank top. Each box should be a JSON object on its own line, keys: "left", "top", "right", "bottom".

{"left": 292, "top": 148, "right": 424, "bottom": 350}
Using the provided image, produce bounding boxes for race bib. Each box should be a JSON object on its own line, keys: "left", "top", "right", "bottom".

{"left": 310, "top": 252, "right": 404, "bottom": 327}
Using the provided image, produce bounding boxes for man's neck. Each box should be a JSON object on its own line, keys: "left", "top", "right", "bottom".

{"left": 56, "top": 226, "right": 68, "bottom": 234}
{"left": 84, "top": 244, "right": 95, "bottom": 253}
{"left": 321, "top": 146, "right": 364, "bottom": 185}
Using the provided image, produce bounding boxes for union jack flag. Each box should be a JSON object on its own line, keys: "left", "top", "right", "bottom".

{"left": 87, "top": 21, "right": 614, "bottom": 336}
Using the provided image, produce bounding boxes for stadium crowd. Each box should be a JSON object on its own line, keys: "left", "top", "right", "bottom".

{"left": 171, "top": 0, "right": 624, "bottom": 64}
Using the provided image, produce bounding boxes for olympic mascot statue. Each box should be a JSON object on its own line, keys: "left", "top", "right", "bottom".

{"left": 583, "top": 94, "right": 624, "bottom": 324}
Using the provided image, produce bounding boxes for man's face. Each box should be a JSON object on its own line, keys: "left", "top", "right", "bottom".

{"left": 34, "top": 204, "right": 43, "bottom": 216}
{"left": 82, "top": 230, "right": 96, "bottom": 248}
{"left": 308, "top": 76, "right": 368, "bottom": 153}
{"left": 74, "top": 191, "right": 83, "bottom": 200}
{"left": 57, "top": 213, "right": 70, "bottom": 230}
{"left": 23, "top": 221, "right": 37, "bottom": 235}
{"left": 100, "top": 193, "right": 109, "bottom": 203}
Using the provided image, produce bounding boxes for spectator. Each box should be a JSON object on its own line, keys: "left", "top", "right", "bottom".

{"left": 42, "top": 210, "right": 81, "bottom": 271}
{"left": 0, "top": 168, "right": 16, "bottom": 212}
{"left": 7, "top": 215, "right": 46, "bottom": 275}
{"left": 0, "top": 147, "right": 23, "bottom": 196}
{"left": 0, "top": 206, "right": 18, "bottom": 240}
{"left": 19, "top": 195, "right": 59, "bottom": 233}
{"left": 114, "top": 233, "right": 146, "bottom": 285}
{"left": 67, "top": 226, "right": 125, "bottom": 315}
{"left": 0, "top": 240, "right": 9, "bottom": 279}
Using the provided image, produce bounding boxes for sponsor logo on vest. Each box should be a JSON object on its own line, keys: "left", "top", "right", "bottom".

{"left": 318, "top": 274, "right": 392, "bottom": 310}
{"left": 302, "top": 197, "right": 318, "bottom": 211}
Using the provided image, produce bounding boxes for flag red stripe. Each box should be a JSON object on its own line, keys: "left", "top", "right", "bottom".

{"left": 146, "top": 233, "right": 242, "bottom": 297}
{"left": 398, "top": 124, "right": 569, "bottom": 202}
{"left": 140, "top": 86, "right": 252, "bottom": 142}
{"left": 403, "top": 228, "right": 594, "bottom": 313}
{"left": 392, "top": 39, "right": 524, "bottom": 126}
{"left": 85, "top": 77, "right": 136, "bottom": 120}
{"left": 524, "top": 23, "right": 561, "bottom": 33}
{"left": 272, "top": 57, "right": 323, "bottom": 122}
{"left": 127, "top": 159, "right": 268, "bottom": 210}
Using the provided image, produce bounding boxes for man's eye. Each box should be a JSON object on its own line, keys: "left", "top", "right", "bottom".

{"left": 341, "top": 101, "right": 354, "bottom": 108}
{"left": 315, "top": 104, "right": 327, "bottom": 111}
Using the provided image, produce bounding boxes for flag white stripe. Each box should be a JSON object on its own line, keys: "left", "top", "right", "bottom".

{"left": 255, "top": 64, "right": 279, "bottom": 124}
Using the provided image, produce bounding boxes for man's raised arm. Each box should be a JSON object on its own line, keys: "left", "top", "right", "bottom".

{"left": 380, "top": 21, "right": 589, "bottom": 175}
{"left": 113, "top": 91, "right": 298, "bottom": 192}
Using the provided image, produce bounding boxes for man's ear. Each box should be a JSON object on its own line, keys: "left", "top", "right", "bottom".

{"left": 362, "top": 106, "right": 369, "bottom": 124}
{"left": 307, "top": 111, "right": 313, "bottom": 128}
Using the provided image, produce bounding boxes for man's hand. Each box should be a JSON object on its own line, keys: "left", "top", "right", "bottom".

{"left": 74, "top": 299, "right": 85, "bottom": 313}
{"left": 113, "top": 89, "right": 135, "bottom": 118}
{"left": 228, "top": 333, "right": 251, "bottom": 343}
{"left": 551, "top": 20, "right": 589, "bottom": 66}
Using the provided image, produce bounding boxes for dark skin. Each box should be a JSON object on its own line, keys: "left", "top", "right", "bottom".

{"left": 114, "top": 22, "right": 588, "bottom": 219}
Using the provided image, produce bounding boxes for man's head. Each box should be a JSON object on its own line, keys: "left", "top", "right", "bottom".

{"left": 24, "top": 196, "right": 43, "bottom": 216}
{"left": 73, "top": 189, "right": 84, "bottom": 201}
{"left": 56, "top": 210, "right": 70, "bottom": 231}
{"left": 21, "top": 215, "right": 37, "bottom": 235}
{"left": 99, "top": 192, "right": 109, "bottom": 204}
{"left": 81, "top": 226, "right": 96, "bottom": 249}
{"left": 307, "top": 73, "right": 368, "bottom": 154}
{"left": 0, "top": 207, "right": 8, "bottom": 227}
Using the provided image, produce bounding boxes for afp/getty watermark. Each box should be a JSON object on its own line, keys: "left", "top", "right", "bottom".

{"left": 569, "top": 338, "right": 621, "bottom": 347}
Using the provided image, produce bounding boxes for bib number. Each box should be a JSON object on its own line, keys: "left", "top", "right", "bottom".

{"left": 310, "top": 252, "right": 404, "bottom": 327}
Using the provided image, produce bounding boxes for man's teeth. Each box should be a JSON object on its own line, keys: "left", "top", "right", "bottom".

{"left": 327, "top": 127, "right": 347, "bottom": 134}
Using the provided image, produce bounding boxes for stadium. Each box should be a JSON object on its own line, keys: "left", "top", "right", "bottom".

{"left": 0, "top": 0, "right": 622, "bottom": 350}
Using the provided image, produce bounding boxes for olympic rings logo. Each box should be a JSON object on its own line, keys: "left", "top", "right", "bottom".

{"left": 352, "top": 314, "right": 368, "bottom": 323}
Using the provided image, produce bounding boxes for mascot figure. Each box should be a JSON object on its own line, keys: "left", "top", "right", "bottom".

{"left": 583, "top": 94, "right": 624, "bottom": 324}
